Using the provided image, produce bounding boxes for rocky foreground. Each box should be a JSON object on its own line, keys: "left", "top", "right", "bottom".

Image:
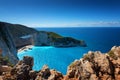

{"left": 0, "top": 46, "right": 120, "bottom": 80}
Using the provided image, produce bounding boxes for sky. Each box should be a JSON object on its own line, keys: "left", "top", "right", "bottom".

{"left": 0, "top": 0, "right": 120, "bottom": 27}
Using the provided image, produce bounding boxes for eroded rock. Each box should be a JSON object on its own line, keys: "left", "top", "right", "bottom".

{"left": 66, "top": 46, "right": 120, "bottom": 80}
{"left": 10, "top": 56, "right": 34, "bottom": 80}
{"left": 35, "top": 65, "right": 63, "bottom": 80}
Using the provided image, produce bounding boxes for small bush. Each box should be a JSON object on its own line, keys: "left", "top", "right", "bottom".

{"left": 0, "top": 55, "right": 14, "bottom": 67}
{"left": 108, "top": 50, "right": 117, "bottom": 59}
{"left": 83, "top": 54, "right": 90, "bottom": 61}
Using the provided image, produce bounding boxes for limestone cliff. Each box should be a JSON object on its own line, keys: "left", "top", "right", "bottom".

{"left": 33, "top": 31, "right": 87, "bottom": 47}
{"left": 0, "top": 22, "right": 18, "bottom": 64}
{"left": 7, "top": 22, "right": 37, "bottom": 49}
{"left": 0, "top": 22, "right": 37, "bottom": 49}
{"left": 33, "top": 31, "right": 51, "bottom": 46}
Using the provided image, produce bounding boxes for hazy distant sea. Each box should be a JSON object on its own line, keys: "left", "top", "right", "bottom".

{"left": 18, "top": 27, "right": 120, "bottom": 74}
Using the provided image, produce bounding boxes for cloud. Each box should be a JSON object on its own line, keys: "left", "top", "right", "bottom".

{"left": 27, "top": 21, "right": 120, "bottom": 27}
{"left": 76, "top": 21, "right": 120, "bottom": 27}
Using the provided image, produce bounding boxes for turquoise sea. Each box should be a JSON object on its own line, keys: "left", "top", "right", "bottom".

{"left": 18, "top": 27, "right": 120, "bottom": 74}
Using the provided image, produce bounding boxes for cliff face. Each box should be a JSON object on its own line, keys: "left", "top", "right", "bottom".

{"left": 33, "top": 31, "right": 51, "bottom": 46}
{"left": 7, "top": 23, "right": 37, "bottom": 49}
{"left": 1, "top": 46, "right": 120, "bottom": 80}
{"left": 0, "top": 22, "right": 37, "bottom": 50}
{"left": 0, "top": 22, "right": 18, "bottom": 64}
{"left": 33, "top": 31, "right": 87, "bottom": 47}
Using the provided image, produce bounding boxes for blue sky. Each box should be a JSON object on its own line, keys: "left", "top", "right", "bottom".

{"left": 0, "top": 0, "right": 120, "bottom": 27}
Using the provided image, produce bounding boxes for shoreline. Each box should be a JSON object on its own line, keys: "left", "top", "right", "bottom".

{"left": 18, "top": 45, "right": 33, "bottom": 53}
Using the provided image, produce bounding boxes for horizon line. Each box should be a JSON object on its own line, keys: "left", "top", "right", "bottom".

{"left": 31, "top": 26, "right": 120, "bottom": 28}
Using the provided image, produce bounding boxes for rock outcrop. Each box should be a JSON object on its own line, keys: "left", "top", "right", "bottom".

{"left": 65, "top": 46, "right": 120, "bottom": 80}
{"left": 0, "top": 22, "right": 18, "bottom": 64}
{"left": 35, "top": 65, "right": 63, "bottom": 80}
{"left": 2, "top": 56, "right": 63, "bottom": 80}
{"left": 9, "top": 56, "right": 34, "bottom": 80}
{"left": 2, "top": 56, "right": 34, "bottom": 80}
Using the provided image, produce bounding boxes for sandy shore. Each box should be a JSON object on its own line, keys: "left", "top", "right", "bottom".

{"left": 18, "top": 45, "right": 33, "bottom": 53}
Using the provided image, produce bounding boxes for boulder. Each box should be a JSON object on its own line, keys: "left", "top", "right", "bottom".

{"left": 29, "top": 70, "right": 38, "bottom": 80}
{"left": 10, "top": 56, "right": 33, "bottom": 80}
{"left": 0, "top": 66, "right": 12, "bottom": 73}
{"left": 35, "top": 65, "right": 51, "bottom": 80}
{"left": 35, "top": 65, "right": 63, "bottom": 80}
{"left": 49, "top": 69, "right": 63, "bottom": 80}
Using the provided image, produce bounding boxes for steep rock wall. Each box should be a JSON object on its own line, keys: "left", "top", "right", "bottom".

{"left": 33, "top": 31, "right": 51, "bottom": 46}
{"left": 0, "top": 22, "right": 18, "bottom": 64}
{"left": 33, "top": 31, "right": 87, "bottom": 47}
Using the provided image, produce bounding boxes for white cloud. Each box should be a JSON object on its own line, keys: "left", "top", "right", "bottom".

{"left": 75, "top": 21, "right": 120, "bottom": 27}
{"left": 27, "top": 21, "right": 120, "bottom": 27}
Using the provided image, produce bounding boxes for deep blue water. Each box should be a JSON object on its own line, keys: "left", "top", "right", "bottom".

{"left": 18, "top": 27, "right": 120, "bottom": 74}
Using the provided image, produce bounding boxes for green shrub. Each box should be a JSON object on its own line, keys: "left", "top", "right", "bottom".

{"left": 0, "top": 55, "right": 14, "bottom": 67}
{"left": 47, "top": 32, "right": 63, "bottom": 39}
{"left": 108, "top": 50, "right": 116, "bottom": 59}
{"left": 83, "top": 54, "right": 90, "bottom": 61}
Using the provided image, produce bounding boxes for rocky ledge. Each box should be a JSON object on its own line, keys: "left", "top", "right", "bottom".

{"left": 1, "top": 46, "right": 120, "bottom": 80}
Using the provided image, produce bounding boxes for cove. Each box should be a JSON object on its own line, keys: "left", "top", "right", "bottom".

{"left": 18, "top": 46, "right": 88, "bottom": 74}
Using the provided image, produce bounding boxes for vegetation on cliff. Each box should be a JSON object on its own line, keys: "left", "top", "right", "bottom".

{"left": 0, "top": 55, "right": 13, "bottom": 67}
{"left": 47, "top": 32, "right": 63, "bottom": 39}
{"left": 0, "top": 49, "right": 13, "bottom": 67}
